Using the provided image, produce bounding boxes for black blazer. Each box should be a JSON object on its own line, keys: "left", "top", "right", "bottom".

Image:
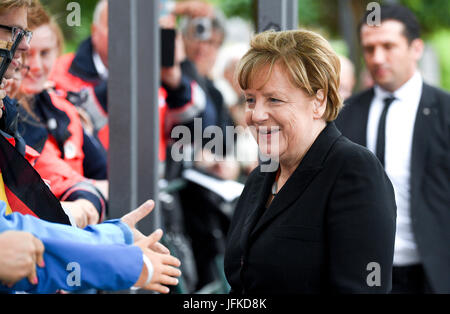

{"left": 335, "top": 83, "right": 450, "bottom": 293}
{"left": 224, "top": 122, "right": 397, "bottom": 294}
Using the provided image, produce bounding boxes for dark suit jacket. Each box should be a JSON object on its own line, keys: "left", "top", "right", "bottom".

{"left": 224, "top": 122, "right": 397, "bottom": 294}
{"left": 335, "top": 83, "right": 450, "bottom": 293}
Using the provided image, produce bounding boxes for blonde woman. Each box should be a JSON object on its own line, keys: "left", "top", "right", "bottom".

{"left": 224, "top": 30, "right": 397, "bottom": 294}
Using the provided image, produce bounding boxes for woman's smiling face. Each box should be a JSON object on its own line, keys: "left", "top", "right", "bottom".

{"left": 21, "top": 24, "right": 58, "bottom": 94}
{"left": 244, "top": 62, "right": 323, "bottom": 166}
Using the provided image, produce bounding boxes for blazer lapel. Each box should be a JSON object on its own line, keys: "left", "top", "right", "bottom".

{"left": 249, "top": 123, "right": 342, "bottom": 240}
{"left": 239, "top": 168, "right": 277, "bottom": 252}
{"left": 410, "top": 84, "right": 435, "bottom": 201}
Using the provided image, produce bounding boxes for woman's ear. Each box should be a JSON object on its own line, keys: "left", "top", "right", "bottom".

{"left": 313, "top": 89, "right": 327, "bottom": 119}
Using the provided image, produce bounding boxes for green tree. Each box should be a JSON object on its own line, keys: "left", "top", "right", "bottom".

{"left": 40, "top": 0, "right": 98, "bottom": 53}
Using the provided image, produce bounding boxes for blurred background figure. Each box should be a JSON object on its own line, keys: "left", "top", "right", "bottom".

{"left": 178, "top": 8, "right": 235, "bottom": 153}
{"left": 215, "top": 48, "right": 259, "bottom": 180}
{"left": 50, "top": 0, "right": 110, "bottom": 152}
{"left": 338, "top": 55, "right": 356, "bottom": 101}
{"left": 174, "top": 6, "right": 238, "bottom": 292}
{"left": 359, "top": 66, "right": 375, "bottom": 90}
{"left": 336, "top": 4, "right": 450, "bottom": 294}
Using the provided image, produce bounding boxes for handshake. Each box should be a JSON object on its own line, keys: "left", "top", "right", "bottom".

{"left": 121, "top": 200, "right": 182, "bottom": 293}
{"left": 0, "top": 200, "right": 182, "bottom": 294}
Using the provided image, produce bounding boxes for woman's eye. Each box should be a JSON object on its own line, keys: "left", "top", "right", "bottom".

{"left": 269, "top": 98, "right": 281, "bottom": 103}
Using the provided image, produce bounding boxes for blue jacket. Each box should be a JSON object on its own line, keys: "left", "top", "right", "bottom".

{"left": 0, "top": 201, "right": 143, "bottom": 293}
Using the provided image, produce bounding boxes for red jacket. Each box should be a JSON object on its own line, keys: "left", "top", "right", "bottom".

{"left": 46, "top": 91, "right": 85, "bottom": 175}
{"left": 50, "top": 52, "right": 168, "bottom": 161}
{"left": 23, "top": 96, "right": 106, "bottom": 219}
{"left": 50, "top": 53, "right": 110, "bottom": 150}
{"left": 50, "top": 53, "right": 97, "bottom": 93}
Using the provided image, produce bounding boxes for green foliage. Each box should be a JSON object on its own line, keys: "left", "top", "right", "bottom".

{"left": 212, "top": 0, "right": 332, "bottom": 34}
{"left": 429, "top": 30, "right": 450, "bottom": 90}
{"left": 211, "top": 0, "right": 254, "bottom": 21}
{"left": 40, "top": 0, "right": 98, "bottom": 53}
{"left": 400, "top": 0, "right": 450, "bottom": 35}
{"left": 297, "top": 0, "right": 324, "bottom": 30}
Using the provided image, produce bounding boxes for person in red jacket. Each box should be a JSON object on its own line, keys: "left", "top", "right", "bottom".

{"left": 49, "top": 0, "right": 210, "bottom": 164}
{"left": 9, "top": 2, "right": 108, "bottom": 227}
{"left": 8, "top": 83, "right": 105, "bottom": 228}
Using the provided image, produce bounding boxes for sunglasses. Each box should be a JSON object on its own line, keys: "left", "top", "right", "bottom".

{"left": 0, "top": 24, "right": 33, "bottom": 45}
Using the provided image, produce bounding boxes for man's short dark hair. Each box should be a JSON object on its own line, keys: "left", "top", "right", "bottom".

{"left": 359, "top": 4, "right": 421, "bottom": 43}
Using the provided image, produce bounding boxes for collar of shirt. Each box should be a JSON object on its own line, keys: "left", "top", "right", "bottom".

{"left": 373, "top": 71, "right": 423, "bottom": 105}
{"left": 92, "top": 52, "right": 109, "bottom": 81}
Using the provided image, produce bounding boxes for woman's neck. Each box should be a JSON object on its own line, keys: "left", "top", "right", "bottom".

{"left": 278, "top": 121, "right": 327, "bottom": 188}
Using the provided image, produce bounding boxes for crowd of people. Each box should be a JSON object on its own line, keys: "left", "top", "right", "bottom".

{"left": 0, "top": 0, "right": 448, "bottom": 294}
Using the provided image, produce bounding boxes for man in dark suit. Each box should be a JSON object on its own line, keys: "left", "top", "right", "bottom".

{"left": 336, "top": 4, "right": 450, "bottom": 293}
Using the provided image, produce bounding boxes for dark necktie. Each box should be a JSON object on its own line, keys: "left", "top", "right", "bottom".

{"left": 376, "top": 96, "right": 396, "bottom": 166}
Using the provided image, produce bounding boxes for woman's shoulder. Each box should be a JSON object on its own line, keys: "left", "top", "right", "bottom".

{"left": 329, "top": 135, "right": 383, "bottom": 172}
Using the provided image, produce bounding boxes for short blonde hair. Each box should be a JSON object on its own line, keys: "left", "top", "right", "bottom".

{"left": 237, "top": 30, "right": 343, "bottom": 122}
{"left": 0, "top": 0, "right": 32, "bottom": 15}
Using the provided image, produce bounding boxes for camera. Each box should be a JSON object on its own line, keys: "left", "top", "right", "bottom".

{"left": 191, "top": 18, "right": 212, "bottom": 41}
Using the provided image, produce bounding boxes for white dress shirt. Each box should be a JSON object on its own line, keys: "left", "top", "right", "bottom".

{"left": 367, "top": 71, "right": 423, "bottom": 266}
{"left": 93, "top": 52, "right": 109, "bottom": 81}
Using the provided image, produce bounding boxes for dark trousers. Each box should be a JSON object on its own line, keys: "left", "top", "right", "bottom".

{"left": 391, "top": 264, "right": 433, "bottom": 294}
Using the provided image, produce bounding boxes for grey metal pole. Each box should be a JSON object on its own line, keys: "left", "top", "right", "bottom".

{"left": 109, "top": 0, "right": 161, "bottom": 235}
{"left": 338, "top": 0, "right": 361, "bottom": 89}
{"left": 338, "top": 0, "right": 358, "bottom": 64}
{"left": 285, "top": 0, "right": 298, "bottom": 31}
{"left": 257, "top": 0, "right": 298, "bottom": 32}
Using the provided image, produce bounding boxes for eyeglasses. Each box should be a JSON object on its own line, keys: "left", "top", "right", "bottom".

{"left": 0, "top": 24, "right": 33, "bottom": 45}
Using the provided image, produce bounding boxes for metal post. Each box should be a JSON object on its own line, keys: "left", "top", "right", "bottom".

{"left": 338, "top": 0, "right": 361, "bottom": 89}
{"left": 285, "top": 0, "right": 298, "bottom": 31}
{"left": 338, "top": 0, "right": 358, "bottom": 62}
{"left": 108, "top": 0, "right": 161, "bottom": 235}
{"left": 257, "top": 0, "right": 298, "bottom": 32}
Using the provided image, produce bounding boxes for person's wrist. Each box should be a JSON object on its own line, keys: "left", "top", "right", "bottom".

{"left": 142, "top": 255, "right": 153, "bottom": 286}
{"left": 131, "top": 253, "right": 153, "bottom": 290}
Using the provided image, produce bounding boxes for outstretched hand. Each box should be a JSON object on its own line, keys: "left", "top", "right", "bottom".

{"left": 134, "top": 229, "right": 182, "bottom": 293}
{"left": 121, "top": 200, "right": 169, "bottom": 254}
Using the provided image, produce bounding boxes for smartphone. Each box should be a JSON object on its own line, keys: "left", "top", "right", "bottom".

{"left": 161, "top": 28, "right": 176, "bottom": 68}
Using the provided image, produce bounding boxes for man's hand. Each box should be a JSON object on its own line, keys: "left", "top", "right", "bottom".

{"left": 121, "top": 200, "right": 170, "bottom": 254}
{"left": 61, "top": 199, "right": 100, "bottom": 229}
{"left": 134, "top": 229, "right": 182, "bottom": 294}
{"left": 0, "top": 231, "right": 45, "bottom": 287}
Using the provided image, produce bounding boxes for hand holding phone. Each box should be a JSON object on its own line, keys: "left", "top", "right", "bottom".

{"left": 161, "top": 28, "right": 176, "bottom": 68}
